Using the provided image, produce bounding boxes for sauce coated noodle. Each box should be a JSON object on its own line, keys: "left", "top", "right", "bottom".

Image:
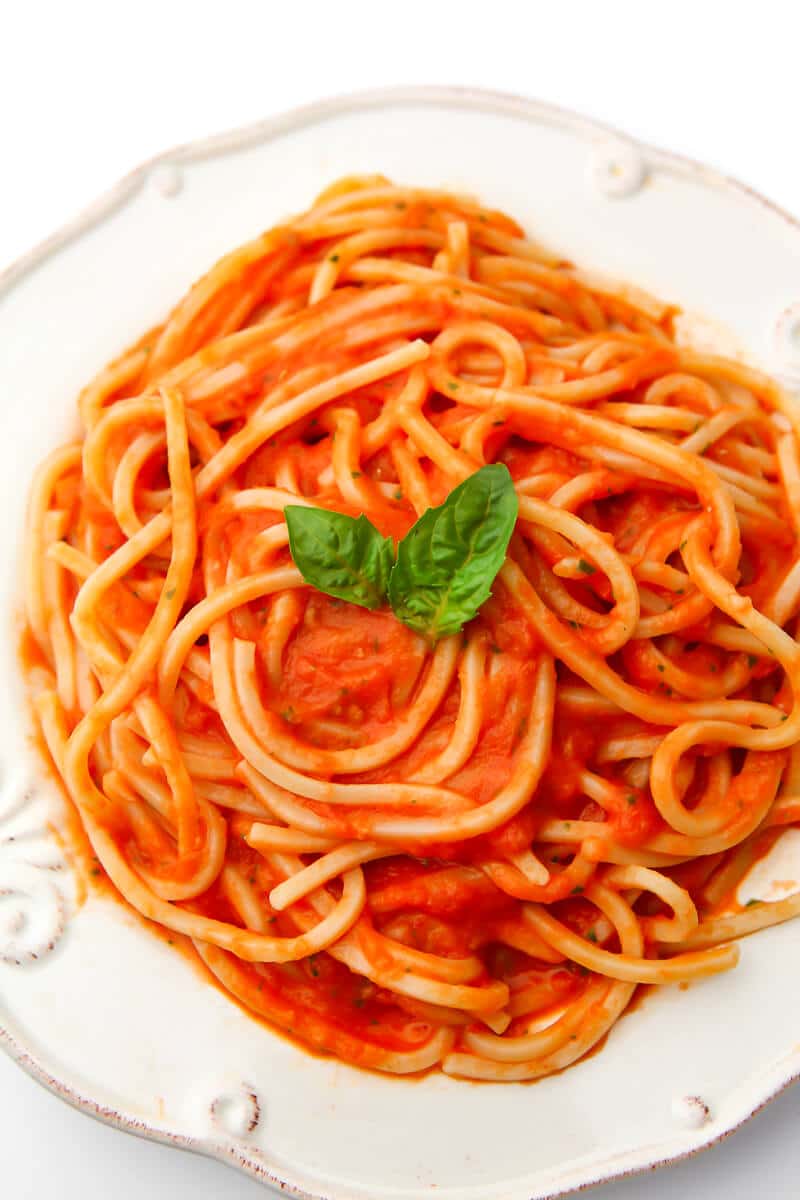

{"left": 24, "top": 177, "right": 800, "bottom": 1079}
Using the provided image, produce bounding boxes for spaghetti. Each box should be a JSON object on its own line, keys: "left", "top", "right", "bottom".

{"left": 23, "top": 177, "right": 800, "bottom": 1080}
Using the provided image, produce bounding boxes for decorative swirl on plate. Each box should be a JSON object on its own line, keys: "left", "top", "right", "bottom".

{"left": 0, "top": 767, "right": 68, "bottom": 965}
{"left": 0, "top": 874, "right": 66, "bottom": 965}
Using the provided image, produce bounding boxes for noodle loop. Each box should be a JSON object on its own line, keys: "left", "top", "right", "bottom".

{"left": 23, "top": 179, "right": 800, "bottom": 1080}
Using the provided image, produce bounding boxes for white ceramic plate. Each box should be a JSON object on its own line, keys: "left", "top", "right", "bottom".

{"left": 3, "top": 87, "right": 800, "bottom": 1200}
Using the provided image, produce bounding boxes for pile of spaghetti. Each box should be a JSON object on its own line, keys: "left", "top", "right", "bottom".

{"left": 24, "top": 178, "right": 800, "bottom": 1080}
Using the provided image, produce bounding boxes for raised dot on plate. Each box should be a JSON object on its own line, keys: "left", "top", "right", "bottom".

{"left": 588, "top": 140, "right": 647, "bottom": 199}
{"left": 151, "top": 164, "right": 183, "bottom": 198}
{"left": 671, "top": 1094, "right": 710, "bottom": 1129}
{"left": 211, "top": 1084, "right": 260, "bottom": 1138}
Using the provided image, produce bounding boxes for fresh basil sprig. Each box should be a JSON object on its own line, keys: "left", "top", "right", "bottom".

{"left": 387, "top": 465, "right": 518, "bottom": 638}
{"left": 285, "top": 464, "right": 518, "bottom": 637}
{"left": 285, "top": 508, "right": 394, "bottom": 610}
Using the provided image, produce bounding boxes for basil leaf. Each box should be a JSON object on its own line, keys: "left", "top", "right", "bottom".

{"left": 388, "top": 464, "right": 518, "bottom": 639}
{"left": 285, "top": 506, "right": 394, "bottom": 610}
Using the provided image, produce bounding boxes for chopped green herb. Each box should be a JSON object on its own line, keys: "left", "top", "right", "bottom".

{"left": 329, "top": 253, "right": 340, "bottom": 262}
{"left": 351, "top": 470, "right": 362, "bottom": 479}
{"left": 165, "top": 587, "right": 176, "bottom": 600}
{"left": 571, "top": 885, "right": 584, "bottom": 895}
{"left": 577, "top": 559, "right": 595, "bottom": 575}
{"left": 626, "top": 794, "right": 637, "bottom": 806}
{"left": 746, "top": 898, "right": 761, "bottom": 907}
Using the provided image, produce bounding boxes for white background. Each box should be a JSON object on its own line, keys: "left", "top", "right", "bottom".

{"left": 3, "top": 2, "right": 800, "bottom": 1197}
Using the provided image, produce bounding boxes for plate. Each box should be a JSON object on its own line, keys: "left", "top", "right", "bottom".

{"left": 3, "top": 87, "right": 800, "bottom": 1200}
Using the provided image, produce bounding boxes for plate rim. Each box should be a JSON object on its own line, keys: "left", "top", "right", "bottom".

{"left": 2, "top": 83, "right": 800, "bottom": 1200}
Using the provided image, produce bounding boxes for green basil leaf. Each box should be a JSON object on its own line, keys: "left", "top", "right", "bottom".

{"left": 285, "top": 506, "right": 394, "bottom": 610}
{"left": 388, "top": 464, "right": 518, "bottom": 639}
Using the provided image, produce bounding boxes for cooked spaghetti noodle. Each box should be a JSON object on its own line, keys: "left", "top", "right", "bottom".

{"left": 23, "top": 177, "right": 800, "bottom": 1080}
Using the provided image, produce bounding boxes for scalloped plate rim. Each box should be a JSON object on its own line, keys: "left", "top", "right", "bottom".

{"left": 2, "top": 84, "right": 800, "bottom": 1200}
